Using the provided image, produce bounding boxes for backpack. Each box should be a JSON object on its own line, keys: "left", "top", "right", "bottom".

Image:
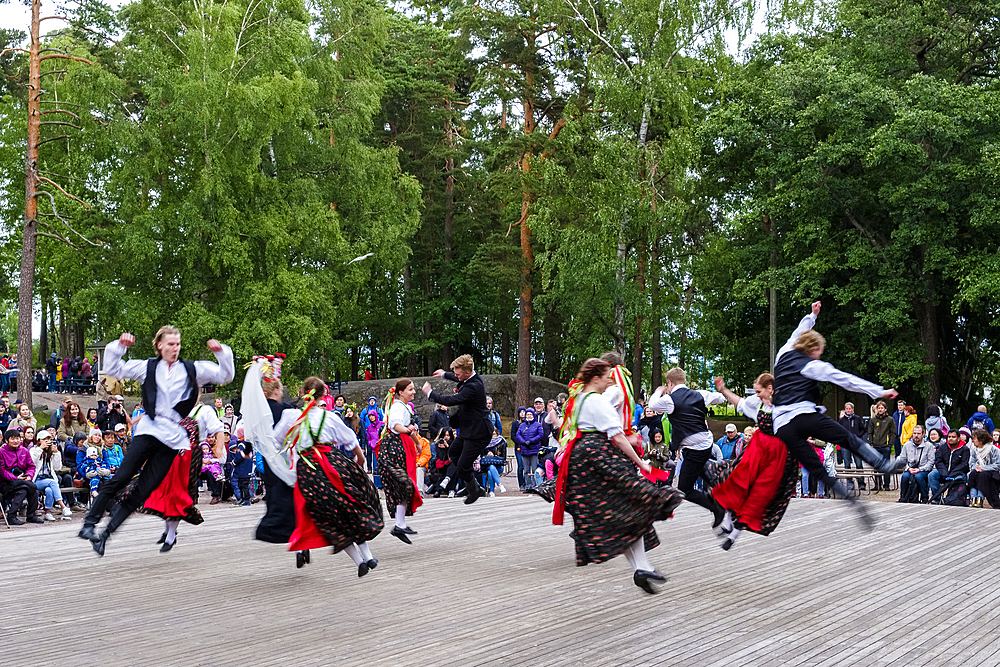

{"left": 930, "top": 476, "right": 968, "bottom": 506}
{"left": 972, "top": 418, "right": 986, "bottom": 432}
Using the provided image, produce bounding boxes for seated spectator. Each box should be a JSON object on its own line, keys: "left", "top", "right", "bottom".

{"left": 896, "top": 425, "right": 934, "bottom": 503}
{"left": 928, "top": 429, "right": 969, "bottom": 502}
{"left": 958, "top": 426, "right": 972, "bottom": 446}
{"left": 31, "top": 369, "right": 47, "bottom": 393}
{"left": 427, "top": 429, "right": 453, "bottom": 496}
{"left": 30, "top": 429, "right": 72, "bottom": 521}
{"left": 636, "top": 406, "right": 662, "bottom": 444}
{"left": 967, "top": 406, "right": 995, "bottom": 434}
{"left": 716, "top": 424, "right": 744, "bottom": 460}
{"left": 481, "top": 429, "right": 507, "bottom": 496}
{"left": 76, "top": 428, "right": 110, "bottom": 486}
{"left": 113, "top": 422, "right": 130, "bottom": 450}
{"left": 11, "top": 402, "right": 36, "bottom": 432}
{"left": 85, "top": 407, "right": 99, "bottom": 431}
{"left": 0, "top": 396, "right": 13, "bottom": 432}
{"left": 55, "top": 400, "right": 88, "bottom": 443}
{"left": 1, "top": 429, "right": 43, "bottom": 524}
{"left": 21, "top": 425, "right": 36, "bottom": 451}
{"left": 131, "top": 401, "right": 145, "bottom": 420}
{"left": 968, "top": 429, "right": 1000, "bottom": 508}
{"left": 201, "top": 442, "right": 225, "bottom": 504}
{"left": 103, "top": 430, "right": 124, "bottom": 473}
{"left": 994, "top": 429, "right": 1000, "bottom": 446}
{"left": 63, "top": 431, "right": 88, "bottom": 509}
{"left": 79, "top": 446, "right": 108, "bottom": 499}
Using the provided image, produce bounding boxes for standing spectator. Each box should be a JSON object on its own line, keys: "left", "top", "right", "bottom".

{"left": 228, "top": 437, "right": 254, "bottom": 506}
{"left": 838, "top": 402, "right": 867, "bottom": 488}
{"left": 968, "top": 429, "right": 1000, "bottom": 508}
{"left": 220, "top": 404, "right": 238, "bottom": 433}
{"left": 511, "top": 406, "right": 527, "bottom": 491}
{"left": 486, "top": 396, "right": 502, "bottom": 435}
{"left": 895, "top": 425, "right": 934, "bottom": 503}
{"left": 0, "top": 356, "right": 12, "bottom": 395}
{"left": 364, "top": 410, "right": 382, "bottom": 466}
{"left": 514, "top": 407, "right": 543, "bottom": 492}
{"left": 891, "top": 398, "right": 907, "bottom": 454}
{"left": 213, "top": 397, "right": 225, "bottom": 418}
{"left": 55, "top": 401, "right": 88, "bottom": 444}
{"left": 60, "top": 358, "right": 70, "bottom": 388}
{"left": 333, "top": 395, "right": 346, "bottom": 414}
{"left": 631, "top": 395, "right": 645, "bottom": 429}
{"left": 967, "top": 406, "right": 995, "bottom": 434}
{"left": 899, "top": 406, "right": 918, "bottom": 450}
{"left": 80, "top": 356, "right": 92, "bottom": 381}
{"left": 928, "top": 429, "right": 969, "bottom": 502}
{"left": 924, "top": 404, "right": 950, "bottom": 437}
{"left": 44, "top": 353, "right": 58, "bottom": 392}
{"left": 715, "top": 424, "right": 744, "bottom": 460}
{"left": 428, "top": 403, "right": 450, "bottom": 440}
{"left": 868, "top": 400, "right": 896, "bottom": 491}
{"left": 1, "top": 429, "right": 43, "bottom": 524}
{"left": 359, "top": 396, "right": 384, "bottom": 428}
{"left": 30, "top": 430, "right": 72, "bottom": 520}
{"left": 131, "top": 401, "right": 145, "bottom": 420}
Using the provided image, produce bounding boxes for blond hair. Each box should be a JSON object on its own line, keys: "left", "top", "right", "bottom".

{"left": 152, "top": 325, "right": 181, "bottom": 354}
{"left": 665, "top": 367, "right": 686, "bottom": 386}
{"left": 450, "top": 354, "right": 474, "bottom": 373}
{"left": 793, "top": 329, "right": 825, "bottom": 355}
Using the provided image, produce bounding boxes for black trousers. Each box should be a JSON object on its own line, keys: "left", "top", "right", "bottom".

{"left": 3, "top": 480, "right": 39, "bottom": 518}
{"left": 199, "top": 471, "right": 221, "bottom": 498}
{"left": 85, "top": 434, "right": 178, "bottom": 523}
{"left": 676, "top": 446, "right": 721, "bottom": 513}
{"left": 449, "top": 434, "right": 489, "bottom": 485}
{"left": 777, "top": 411, "right": 865, "bottom": 488}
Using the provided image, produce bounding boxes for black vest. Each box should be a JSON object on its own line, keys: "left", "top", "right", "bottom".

{"left": 142, "top": 357, "right": 198, "bottom": 420}
{"left": 666, "top": 386, "right": 709, "bottom": 449}
{"left": 772, "top": 350, "right": 822, "bottom": 407}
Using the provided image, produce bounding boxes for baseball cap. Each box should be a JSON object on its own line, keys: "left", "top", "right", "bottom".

{"left": 36, "top": 429, "right": 52, "bottom": 440}
{"left": 534, "top": 396, "right": 544, "bottom": 404}
{"left": 114, "top": 423, "right": 126, "bottom": 431}
{"left": 725, "top": 424, "right": 737, "bottom": 433}
{"left": 113, "top": 394, "right": 125, "bottom": 401}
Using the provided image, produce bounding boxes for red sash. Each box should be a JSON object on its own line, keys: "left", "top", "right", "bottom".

{"left": 288, "top": 445, "right": 354, "bottom": 551}
{"left": 144, "top": 449, "right": 192, "bottom": 517}
{"left": 552, "top": 433, "right": 583, "bottom": 526}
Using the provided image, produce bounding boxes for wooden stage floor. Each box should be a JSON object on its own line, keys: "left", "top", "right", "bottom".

{"left": 4, "top": 492, "right": 999, "bottom": 667}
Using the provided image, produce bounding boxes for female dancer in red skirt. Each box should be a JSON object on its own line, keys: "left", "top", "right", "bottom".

{"left": 553, "top": 358, "right": 684, "bottom": 594}
{"left": 706, "top": 374, "right": 799, "bottom": 551}
{"left": 273, "top": 377, "right": 384, "bottom": 577}
{"left": 376, "top": 378, "right": 424, "bottom": 543}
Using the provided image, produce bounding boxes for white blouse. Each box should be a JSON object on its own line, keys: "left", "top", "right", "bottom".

{"left": 576, "top": 392, "right": 624, "bottom": 438}
{"left": 387, "top": 400, "right": 413, "bottom": 432}
{"left": 273, "top": 407, "right": 360, "bottom": 454}
{"left": 736, "top": 396, "right": 772, "bottom": 424}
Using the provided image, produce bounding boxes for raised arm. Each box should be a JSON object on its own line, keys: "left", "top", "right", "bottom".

{"left": 102, "top": 335, "right": 150, "bottom": 382}
{"left": 801, "top": 361, "right": 895, "bottom": 399}
{"left": 646, "top": 386, "right": 674, "bottom": 414}
{"left": 713, "top": 377, "right": 742, "bottom": 409}
{"left": 194, "top": 341, "right": 235, "bottom": 387}
{"left": 776, "top": 301, "right": 821, "bottom": 363}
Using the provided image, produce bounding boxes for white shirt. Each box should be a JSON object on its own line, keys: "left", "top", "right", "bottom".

{"left": 736, "top": 396, "right": 772, "bottom": 424}
{"left": 577, "top": 392, "right": 624, "bottom": 438}
{"left": 189, "top": 403, "right": 224, "bottom": 444}
{"left": 274, "top": 406, "right": 360, "bottom": 454}
{"left": 603, "top": 385, "right": 623, "bottom": 409}
{"left": 647, "top": 385, "right": 726, "bottom": 451}
{"left": 772, "top": 312, "right": 885, "bottom": 432}
{"left": 387, "top": 400, "right": 413, "bottom": 432}
{"left": 103, "top": 340, "right": 235, "bottom": 451}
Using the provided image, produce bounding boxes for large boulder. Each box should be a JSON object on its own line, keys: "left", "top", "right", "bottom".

{"left": 337, "top": 374, "right": 569, "bottom": 422}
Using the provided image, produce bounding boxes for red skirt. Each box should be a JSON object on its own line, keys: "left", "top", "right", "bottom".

{"left": 711, "top": 430, "right": 787, "bottom": 534}
{"left": 143, "top": 448, "right": 204, "bottom": 525}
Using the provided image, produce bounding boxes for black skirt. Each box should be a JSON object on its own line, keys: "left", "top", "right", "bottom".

{"left": 255, "top": 460, "right": 296, "bottom": 544}
{"left": 378, "top": 432, "right": 418, "bottom": 513}
{"left": 563, "top": 432, "right": 684, "bottom": 566}
{"left": 297, "top": 447, "right": 384, "bottom": 552}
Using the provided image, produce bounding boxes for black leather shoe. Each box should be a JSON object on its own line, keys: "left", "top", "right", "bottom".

{"left": 160, "top": 538, "right": 175, "bottom": 553}
{"left": 156, "top": 532, "right": 167, "bottom": 545}
{"left": 390, "top": 526, "right": 412, "bottom": 544}
{"left": 303, "top": 549, "right": 310, "bottom": 564}
{"left": 366, "top": 558, "right": 378, "bottom": 570}
{"left": 633, "top": 571, "right": 658, "bottom": 594}
{"left": 26, "top": 515, "right": 44, "bottom": 524}
{"left": 8, "top": 515, "right": 24, "bottom": 526}
{"left": 92, "top": 532, "right": 109, "bottom": 557}
{"left": 433, "top": 489, "right": 442, "bottom": 498}
{"left": 464, "top": 480, "right": 482, "bottom": 505}
{"left": 358, "top": 562, "right": 370, "bottom": 578}
{"left": 637, "top": 569, "right": 667, "bottom": 582}
{"left": 402, "top": 526, "right": 417, "bottom": 535}
{"left": 296, "top": 551, "right": 308, "bottom": 568}
{"left": 78, "top": 524, "right": 97, "bottom": 541}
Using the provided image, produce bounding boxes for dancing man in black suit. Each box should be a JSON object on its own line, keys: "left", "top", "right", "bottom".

{"left": 422, "top": 354, "right": 491, "bottom": 505}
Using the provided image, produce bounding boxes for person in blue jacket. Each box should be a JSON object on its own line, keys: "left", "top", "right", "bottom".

{"left": 515, "top": 408, "right": 543, "bottom": 492}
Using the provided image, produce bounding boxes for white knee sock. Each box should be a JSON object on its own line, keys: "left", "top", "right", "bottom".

{"left": 165, "top": 519, "right": 179, "bottom": 544}
{"left": 629, "top": 537, "right": 654, "bottom": 572}
{"left": 342, "top": 543, "right": 364, "bottom": 566}
{"left": 358, "top": 541, "right": 374, "bottom": 561}
{"left": 395, "top": 504, "right": 407, "bottom": 529}
{"left": 623, "top": 547, "right": 637, "bottom": 570}
{"left": 721, "top": 510, "right": 734, "bottom": 533}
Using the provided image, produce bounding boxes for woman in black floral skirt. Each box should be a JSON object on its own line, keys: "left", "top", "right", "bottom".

{"left": 552, "top": 358, "right": 685, "bottom": 594}
{"left": 377, "top": 378, "right": 424, "bottom": 543}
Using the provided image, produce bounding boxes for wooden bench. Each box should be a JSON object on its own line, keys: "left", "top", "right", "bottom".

{"left": 835, "top": 465, "right": 898, "bottom": 495}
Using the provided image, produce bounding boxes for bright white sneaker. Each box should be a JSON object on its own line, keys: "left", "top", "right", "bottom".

{"left": 498, "top": 485, "right": 507, "bottom": 493}
{"left": 447, "top": 491, "right": 455, "bottom": 498}
{"left": 61, "top": 506, "right": 73, "bottom": 518}
{"left": 43, "top": 512, "right": 56, "bottom": 522}
{"left": 488, "top": 491, "right": 496, "bottom": 497}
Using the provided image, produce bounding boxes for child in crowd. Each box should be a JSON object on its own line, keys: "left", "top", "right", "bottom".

{"left": 201, "top": 442, "right": 224, "bottom": 481}
{"left": 482, "top": 429, "right": 507, "bottom": 497}
{"left": 228, "top": 433, "right": 254, "bottom": 506}
{"left": 80, "top": 447, "right": 106, "bottom": 498}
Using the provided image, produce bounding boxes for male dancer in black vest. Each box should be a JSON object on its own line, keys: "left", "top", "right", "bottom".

{"left": 421, "top": 354, "right": 491, "bottom": 505}
{"left": 648, "top": 367, "right": 727, "bottom": 527}
{"left": 773, "top": 302, "right": 898, "bottom": 527}
{"left": 78, "top": 326, "right": 234, "bottom": 555}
